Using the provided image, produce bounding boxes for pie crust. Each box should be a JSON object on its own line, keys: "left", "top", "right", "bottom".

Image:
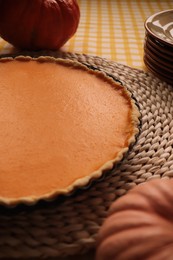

{"left": 0, "top": 56, "right": 140, "bottom": 206}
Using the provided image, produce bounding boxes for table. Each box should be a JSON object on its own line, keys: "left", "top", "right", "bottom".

{"left": 0, "top": 0, "right": 172, "bottom": 70}
{"left": 0, "top": 1, "right": 173, "bottom": 260}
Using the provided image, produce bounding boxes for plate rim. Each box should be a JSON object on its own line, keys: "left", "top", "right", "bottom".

{"left": 144, "top": 9, "right": 173, "bottom": 47}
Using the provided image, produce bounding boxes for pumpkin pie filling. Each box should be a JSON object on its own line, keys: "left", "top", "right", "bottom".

{"left": 0, "top": 57, "right": 139, "bottom": 205}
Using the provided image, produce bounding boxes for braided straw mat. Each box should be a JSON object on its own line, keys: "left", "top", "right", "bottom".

{"left": 0, "top": 51, "right": 173, "bottom": 259}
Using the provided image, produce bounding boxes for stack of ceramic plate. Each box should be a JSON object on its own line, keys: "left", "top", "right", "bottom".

{"left": 144, "top": 9, "right": 173, "bottom": 85}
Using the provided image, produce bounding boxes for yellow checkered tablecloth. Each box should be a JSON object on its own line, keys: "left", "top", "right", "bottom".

{"left": 0, "top": 0, "right": 173, "bottom": 69}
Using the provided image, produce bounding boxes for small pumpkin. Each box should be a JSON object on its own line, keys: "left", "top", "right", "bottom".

{"left": 96, "top": 178, "right": 173, "bottom": 260}
{"left": 0, "top": 0, "right": 80, "bottom": 50}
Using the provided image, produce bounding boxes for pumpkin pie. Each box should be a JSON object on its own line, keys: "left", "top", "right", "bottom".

{"left": 0, "top": 56, "right": 140, "bottom": 206}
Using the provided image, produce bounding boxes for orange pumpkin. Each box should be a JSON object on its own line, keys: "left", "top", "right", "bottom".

{"left": 0, "top": 0, "right": 80, "bottom": 50}
{"left": 96, "top": 179, "right": 173, "bottom": 260}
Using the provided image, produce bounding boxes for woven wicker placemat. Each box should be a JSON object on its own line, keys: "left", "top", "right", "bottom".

{"left": 0, "top": 51, "right": 173, "bottom": 259}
